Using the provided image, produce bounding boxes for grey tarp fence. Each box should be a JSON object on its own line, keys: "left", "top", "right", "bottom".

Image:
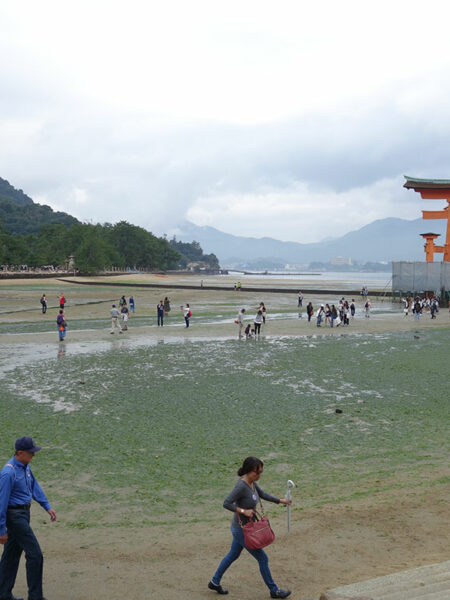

{"left": 392, "top": 261, "right": 450, "bottom": 297}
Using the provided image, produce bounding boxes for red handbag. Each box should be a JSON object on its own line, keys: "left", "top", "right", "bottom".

{"left": 239, "top": 505, "right": 275, "bottom": 550}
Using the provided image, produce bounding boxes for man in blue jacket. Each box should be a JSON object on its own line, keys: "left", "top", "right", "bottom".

{"left": 0, "top": 437, "right": 57, "bottom": 600}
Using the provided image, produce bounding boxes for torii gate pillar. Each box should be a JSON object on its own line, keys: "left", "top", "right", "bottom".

{"left": 420, "top": 233, "right": 445, "bottom": 262}
{"left": 404, "top": 177, "right": 450, "bottom": 261}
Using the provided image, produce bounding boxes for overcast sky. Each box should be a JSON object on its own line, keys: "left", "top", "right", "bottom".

{"left": 1, "top": 1, "right": 450, "bottom": 243}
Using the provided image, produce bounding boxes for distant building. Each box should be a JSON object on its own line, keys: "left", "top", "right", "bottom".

{"left": 330, "top": 256, "right": 352, "bottom": 266}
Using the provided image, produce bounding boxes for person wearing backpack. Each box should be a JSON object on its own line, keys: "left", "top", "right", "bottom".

{"left": 56, "top": 309, "right": 66, "bottom": 342}
{"left": 0, "top": 437, "right": 57, "bottom": 600}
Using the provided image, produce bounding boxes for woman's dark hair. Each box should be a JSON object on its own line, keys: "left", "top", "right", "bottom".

{"left": 237, "top": 456, "right": 263, "bottom": 477}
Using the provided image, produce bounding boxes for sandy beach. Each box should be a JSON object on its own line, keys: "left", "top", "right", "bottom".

{"left": 1, "top": 274, "right": 449, "bottom": 600}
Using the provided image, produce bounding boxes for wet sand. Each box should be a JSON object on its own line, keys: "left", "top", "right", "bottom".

{"left": 1, "top": 273, "right": 448, "bottom": 345}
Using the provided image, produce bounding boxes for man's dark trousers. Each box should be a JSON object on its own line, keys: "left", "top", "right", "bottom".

{"left": 0, "top": 507, "right": 43, "bottom": 600}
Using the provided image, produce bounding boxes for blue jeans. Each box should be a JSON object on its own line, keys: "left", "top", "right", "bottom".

{"left": 0, "top": 507, "right": 44, "bottom": 600}
{"left": 211, "top": 526, "right": 277, "bottom": 593}
{"left": 58, "top": 327, "right": 66, "bottom": 341}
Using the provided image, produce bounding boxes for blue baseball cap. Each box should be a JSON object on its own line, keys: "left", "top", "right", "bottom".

{"left": 15, "top": 437, "right": 42, "bottom": 453}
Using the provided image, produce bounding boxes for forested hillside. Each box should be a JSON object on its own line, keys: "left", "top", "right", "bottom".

{"left": 0, "top": 177, "right": 220, "bottom": 272}
{"left": 0, "top": 177, "right": 34, "bottom": 206}
{"left": 0, "top": 221, "right": 181, "bottom": 272}
{"left": 0, "top": 197, "right": 79, "bottom": 235}
{"left": 169, "top": 238, "right": 219, "bottom": 269}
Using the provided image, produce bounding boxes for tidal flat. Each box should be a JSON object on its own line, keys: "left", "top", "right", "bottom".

{"left": 0, "top": 276, "right": 449, "bottom": 599}
{"left": 1, "top": 329, "right": 448, "bottom": 530}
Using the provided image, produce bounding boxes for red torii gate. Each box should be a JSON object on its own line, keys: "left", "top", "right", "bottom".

{"left": 404, "top": 176, "right": 450, "bottom": 262}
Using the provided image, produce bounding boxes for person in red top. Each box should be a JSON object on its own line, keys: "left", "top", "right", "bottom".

{"left": 58, "top": 294, "right": 66, "bottom": 310}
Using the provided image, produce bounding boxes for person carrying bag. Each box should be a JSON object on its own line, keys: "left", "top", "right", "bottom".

{"left": 208, "top": 456, "right": 292, "bottom": 599}
{"left": 238, "top": 498, "right": 275, "bottom": 550}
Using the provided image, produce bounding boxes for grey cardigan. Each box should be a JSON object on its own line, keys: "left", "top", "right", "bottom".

{"left": 223, "top": 479, "right": 280, "bottom": 527}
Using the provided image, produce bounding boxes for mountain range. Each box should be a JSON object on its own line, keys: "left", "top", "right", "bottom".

{"left": 174, "top": 218, "right": 445, "bottom": 266}
{"left": 1, "top": 175, "right": 443, "bottom": 266}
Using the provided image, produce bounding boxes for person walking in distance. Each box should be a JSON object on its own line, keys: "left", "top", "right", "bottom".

{"left": 259, "top": 302, "right": 267, "bottom": 325}
{"left": 110, "top": 304, "right": 123, "bottom": 334}
{"left": 56, "top": 309, "right": 66, "bottom": 342}
{"left": 298, "top": 291, "right": 303, "bottom": 308}
{"left": 306, "top": 302, "right": 314, "bottom": 322}
{"left": 208, "top": 456, "right": 292, "bottom": 598}
{"left": 157, "top": 300, "right": 165, "bottom": 327}
{"left": 236, "top": 308, "right": 246, "bottom": 338}
{"left": 413, "top": 297, "right": 422, "bottom": 321}
{"left": 40, "top": 294, "right": 47, "bottom": 314}
{"left": 0, "top": 436, "right": 57, "bottom": 600}
{"left": 163, "top": 297, "right": 171, "bottom": 316}
{"left": 121, "top": 303, "right": 129, "bottom": 331}
{"left": 254, "top": 310, "right": 263, "bottom": 336}
{"left": 58, "top": 293, "right": 66, "bottom": 310}
{"left": 181, "top": 304, "right": 191, "bottom": 328}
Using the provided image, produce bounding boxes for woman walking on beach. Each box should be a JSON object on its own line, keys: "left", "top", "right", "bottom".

{"left": 306, "top": 302, "right": 314, "bottom": 322}
{"left": 208, "top": 457, "right": 292, "bottom": 598}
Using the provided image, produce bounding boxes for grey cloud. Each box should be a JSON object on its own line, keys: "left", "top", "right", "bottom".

{"left": 2, "top": 78, "right": 450, "bottom": 240}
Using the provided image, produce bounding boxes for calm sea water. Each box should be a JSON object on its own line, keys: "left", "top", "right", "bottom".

{"left": 225, "top": 271, "right": 392, "bottom": 287}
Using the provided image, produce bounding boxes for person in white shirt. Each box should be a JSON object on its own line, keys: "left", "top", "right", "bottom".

{"left": 181, "top": 304, "right": 191, "bottom": 328}
{"left": 236, "top": 308, "right": 246, "bottom": 337}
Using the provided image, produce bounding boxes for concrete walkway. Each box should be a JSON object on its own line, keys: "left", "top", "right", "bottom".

{"left": 319, "top": 560, "right": 450, "bottom": 600}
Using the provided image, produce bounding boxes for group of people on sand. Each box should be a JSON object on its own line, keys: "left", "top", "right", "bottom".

{"left": 403, "top": 295, "right": 441, "bottom": 320}
{"left": 236, "top": 302, "right": 267, "bottom": 338}
{"left": 110, "top": 295, "right": 137, "bottom": 333}
{"left": 111, "top": 296, "right": 178, "bottom": 333}
{"left": 42, "top": 287, "right": 446, "bottom": 342}
{"left": 306, "top": 298, "right": 358, "bottom": 327}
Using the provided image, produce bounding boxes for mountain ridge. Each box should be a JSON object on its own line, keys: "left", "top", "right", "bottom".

{"left": 1, "top": 175, "right": 440, "bottom": 265}
{"left": 174, "top": 217, "right": 444, "bottom": 264}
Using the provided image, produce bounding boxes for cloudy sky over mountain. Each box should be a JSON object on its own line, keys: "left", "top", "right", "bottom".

{"left": 2, "top": 1, "right": 450, "bottom": 242}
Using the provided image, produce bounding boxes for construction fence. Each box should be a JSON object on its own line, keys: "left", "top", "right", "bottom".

{"left": 392, "top": 261, "right": 450, "bottom": 298}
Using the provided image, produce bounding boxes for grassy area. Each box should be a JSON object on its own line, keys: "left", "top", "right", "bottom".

{"left": 1, "top": 329, "right": 448, "bottom": 530}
